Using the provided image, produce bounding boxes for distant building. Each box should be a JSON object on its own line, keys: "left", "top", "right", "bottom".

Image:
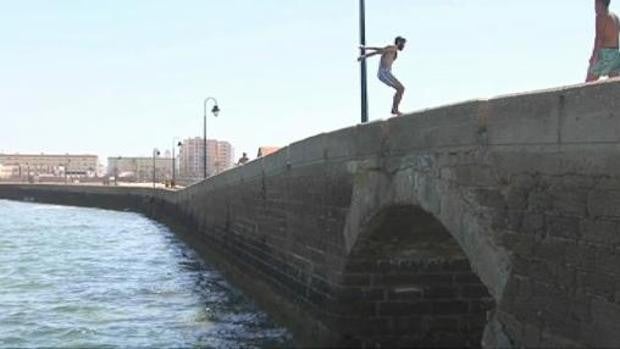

{"left": 179, "top": 138, "right": 234, "bottom": 179}
{"left": 0, "top": 153, "right": 99, "bottom": 180}
{"left": 257, "top": 146, "right": 280, "bottom": 158}
{"left": 0, "top": 164, "right": 17, "bottom": 179}
{"left": 107, "top": 156, "right": 173, "bottom": 183}
{"left": 210, "top": 140, "right": 234, "bottom": 175}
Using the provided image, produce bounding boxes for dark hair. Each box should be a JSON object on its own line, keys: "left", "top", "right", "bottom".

{"left": 395, "top": 36, "right": 406, "bottom": 45}
{"left": 601, "top": 0, "right": 611, "bottom": 8}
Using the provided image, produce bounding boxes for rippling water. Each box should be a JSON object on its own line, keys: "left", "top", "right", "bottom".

{"left": 0, "top": 200, "right": 293, "bottom": 348}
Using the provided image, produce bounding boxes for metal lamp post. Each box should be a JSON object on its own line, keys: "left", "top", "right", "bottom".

{"left": 203, "top": 97, "right": 220, "bottom": 179}
{"left": 359, "top": 0, "right": 369, "bottom": 124}
{"left": 64, "top": 158, "right": 71, "bottom": 184}
{"left": 172, "top": 138, "right": 182, "bottom": 188}
{"left": 114, "top": 156, "right": 121, "bottom": 186}
{"left": 153, "top": 149, "right": 160, "bottom": 189}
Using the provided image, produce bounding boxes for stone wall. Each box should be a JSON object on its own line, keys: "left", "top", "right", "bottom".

{"left": 2, "top": 80, "right": 620, "bottom": 347}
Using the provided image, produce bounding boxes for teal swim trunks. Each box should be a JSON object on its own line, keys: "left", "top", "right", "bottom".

{"left": 590, "top": 48, "right": 620, "bottom": 76}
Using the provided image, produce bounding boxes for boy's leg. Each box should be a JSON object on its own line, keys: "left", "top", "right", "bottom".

{"left": 392, "top": 84, "right": 405, "bottom": 116}
{"left": 586, "top": 57, "right": 601, "bottom": 82}
{"left": 586, "top": 72, "right": 600, "bottom": 82}
{"left": 379, "top": 70, "right": 406, "bottom": 116}
{"left": 387, "top": 74, "right": 405, "bottom": 116}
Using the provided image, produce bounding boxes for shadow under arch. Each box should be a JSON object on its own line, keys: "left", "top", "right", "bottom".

{"left": 337, "top": 204, "right": 495, "bottom": 348}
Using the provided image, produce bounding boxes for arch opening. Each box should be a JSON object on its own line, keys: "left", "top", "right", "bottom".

{"left": 337, "top": 205, "right": 495, "bottom": 348}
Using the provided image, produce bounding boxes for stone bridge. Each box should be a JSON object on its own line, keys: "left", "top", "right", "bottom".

{"left": 2, "top": 80, "right": 620, "bottom": 347}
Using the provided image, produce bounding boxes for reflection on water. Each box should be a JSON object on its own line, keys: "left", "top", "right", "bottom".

{"left": 0, "top": 200, "right": 293, "bottom": 348}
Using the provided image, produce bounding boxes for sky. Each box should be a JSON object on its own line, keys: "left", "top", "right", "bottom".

{"left": 0, "top": 0, "right": 604, "bottom": 164}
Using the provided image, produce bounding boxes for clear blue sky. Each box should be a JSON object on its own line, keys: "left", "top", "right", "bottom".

{"left": 0, "top": 1, "right": 602, "bottom": 163}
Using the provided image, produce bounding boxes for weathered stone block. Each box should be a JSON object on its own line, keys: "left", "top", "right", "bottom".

{"left": 550, "top": 187, "right": 588, "bottom": 216}
{"left": 595, "top": 249, "right": 620, "bottom": 275}
{"left": 546, "top": 215, "right": 581, "bottom": 240}
{"left": 529, "top": 191, "right": 552, "bottom": 211}
{"left": 504, "top": 187, "right": 529, "bottom": 210}
{"left": 442, "top": 165, "right": 498, "bottom": 187}
{"left": 577, "top": 271, "right": 615, "bottom": 300}
{"left": 433, "top": 300, "right": 470, "bottom": 315}
{"left": 340, "top": 273, "right": 373, "bottom": 287}
{"left": 555, "top": 265, "right": 576, "bottom": 291}
{"left": 332, "top": 301, "right": 378, "bottom": 318}
{"left": 429, "top": 316, "right": 460, "bottom": 331}
{"left": 565, "top": 243, "right": 597, "bottom": 270}
{"left": 533, "top": 238, "right": 568, "bottom": 265}
{"left": 469, "top": 299, "right": 495, "bottom": 313}
{"left": 454, "top": 272, "right": 484, "bottom": 285}
{"left": 522, "top": 213, "right": 545, "bottom": 234}
{"left": 588, "top": 190, "right": 620, "bottom": 218}
{"left": 569, "top": 296, "right": 591, "bottom": 323}
{"left": 597, "top": 177, "right": 620, "bottom": 190}
{"left": 387, "top": 287, "right": 424, "bottom": 301}
{"left": 392, "top": 316, "right": 425, "bottom": 334}
{"left": 502, "top": 233, "right": 535, "bottom": 256}
{"left": 461, "top": 284, "right": 492, "bottom": 299}
{"left": 511, "top": 256, "right": 531, "bottom": 275}
{"left": 424, "top": 286, "right": 458, "bottom": 300}
{"left": 584, "top": 298, "right": 620, "bottom": 347}
{"left": 528, "top": 260, "right": 556, "bottom": 283}
{"left": 507, "top": 210, "right": 524, "bottom": 230}
{"left": 580, "top": 219, "right": 620, "bottom": 245}
{"left": 378, "top": 301, "right": 433, "bottom": 316}
{"left": 522, "top": 323, "right": 542, "bottom": 347}
{"left": 337, "top": 287, "right": 386, "bottom": 302}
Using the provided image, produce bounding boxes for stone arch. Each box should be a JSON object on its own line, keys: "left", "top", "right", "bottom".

{"left": 337, "top": 204, "right": 495, "bottom": 348}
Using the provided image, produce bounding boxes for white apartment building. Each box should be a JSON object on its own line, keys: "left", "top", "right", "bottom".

{"left": 179, "top": 138, "right": 234, "bottom": 179}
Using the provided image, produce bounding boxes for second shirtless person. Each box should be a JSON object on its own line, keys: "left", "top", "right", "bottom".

{"left": 359, "top": 36, "right": 407, "bottom": 116}
{"left": 587, "top": 0, "right": 620, "bottom": 81}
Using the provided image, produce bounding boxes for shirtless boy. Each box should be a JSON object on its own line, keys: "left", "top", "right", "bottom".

{"left": 358, "top": 36, "right": 407, "bottom": 116}
{"left": 587, "top": 0, "right": 620, "bottom": 81}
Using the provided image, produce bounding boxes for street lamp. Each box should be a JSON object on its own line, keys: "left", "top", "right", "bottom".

{"left": 172, "top": 137, "right": 182, "bottom": 188}
{"left": 359, "top": 0, "right": 369, "bottom": 124}
{"left": 65, "top": 158, "right": 71, "bottom": 184}
{"left": 114, "top": 156, "right": 121, "bottom": 186}
{"left": 153, "top": 148, "right": 160, "bottom": 189}
{"left": 203, "top": 97, "right": 220, "bottom": 180}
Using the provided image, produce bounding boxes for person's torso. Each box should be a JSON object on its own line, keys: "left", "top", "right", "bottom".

{"left": 380, "top": 48, "right": 397, "bottom": 70}
{"left": 600, "top": 12, "right": 620, "bottom": 48}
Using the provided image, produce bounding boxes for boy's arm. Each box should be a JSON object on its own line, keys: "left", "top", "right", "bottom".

{"left": 586, "top": 15, "right": 605, "bottom": 82}
{"left": 360, "top": 45, "right": 384, "bottom": 51}
{"left": 357, "top": 45, "right": 396, "bottom": 61}
{"left": 358, "top": 51, "right": 382, "bottom": 61}
{"left": 591, "top": 14, "right": 605, "bottom": 64}
{"left": 358, "top": 46, "right": 388, "bottom": 61}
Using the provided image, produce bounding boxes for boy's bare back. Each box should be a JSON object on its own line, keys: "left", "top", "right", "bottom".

{"left": 598, "top": 12, "right": 620, "bottom": 48}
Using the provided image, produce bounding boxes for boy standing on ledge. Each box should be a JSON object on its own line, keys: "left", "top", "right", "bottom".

{"left": 358, "top": 36, "right": 407, "bottom": 116}
{"left": 587, "top": 0, "right": 620, "bottom": 81}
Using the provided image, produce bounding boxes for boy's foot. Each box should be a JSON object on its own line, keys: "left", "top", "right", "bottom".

{"left": 391, "top": 109, "right": 404, "bottom": 116}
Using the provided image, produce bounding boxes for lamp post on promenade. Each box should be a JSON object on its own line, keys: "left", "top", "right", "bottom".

{"left": 64, "top": 158, "right": 71, "bottom": 184}
{"left": 359, "top": 0, "right": 369, "bottom": 124}
{"left": 114, "top": 156, "right": 121, "bottom": 186}
{"left": 172, "top": 138, "right": 182, "bottom": 188}
{"left": 153, "top": 149, "right": 160, "bottom": 189}
{"left": 203, "top": 97, "right": 220, "bottom": 180}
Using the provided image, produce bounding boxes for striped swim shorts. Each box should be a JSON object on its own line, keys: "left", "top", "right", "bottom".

{"left": 378, "top": 67, "right": 401, "bottom": 88}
